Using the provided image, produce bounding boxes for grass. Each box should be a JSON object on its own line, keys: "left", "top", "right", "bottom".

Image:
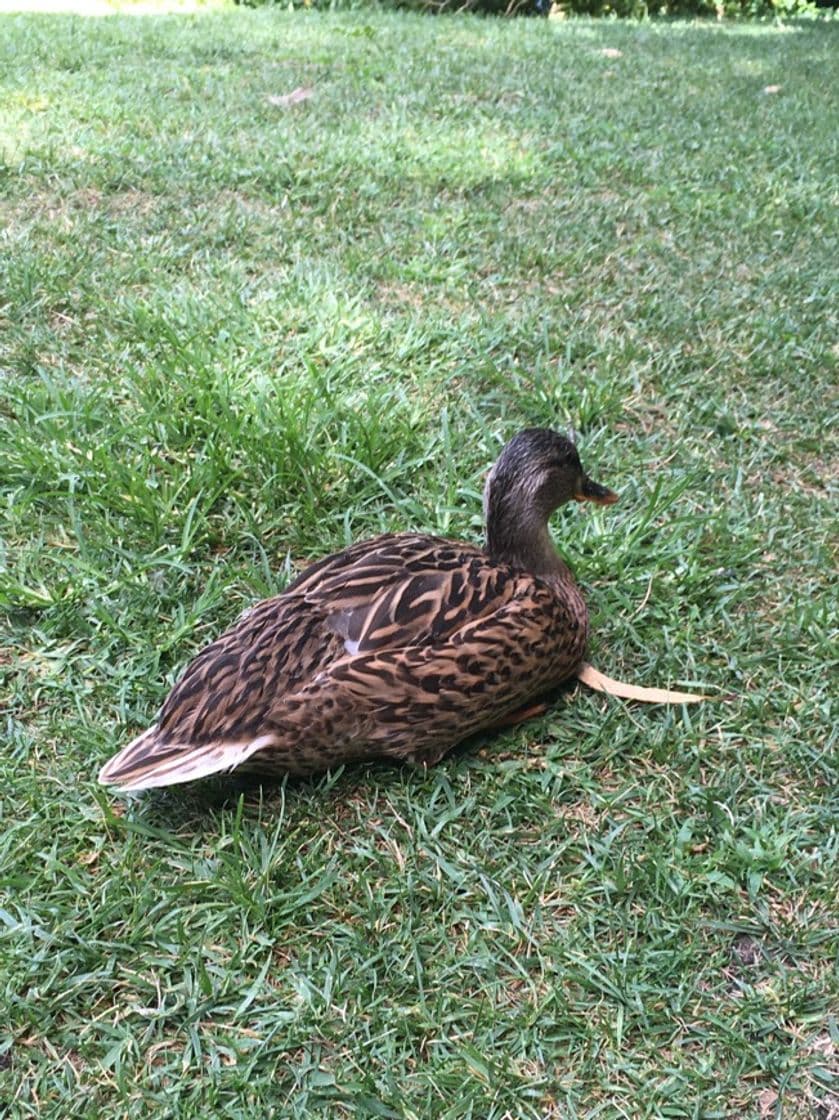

{"left": 1, "top": 4, "right": 837, "bottom": 1117}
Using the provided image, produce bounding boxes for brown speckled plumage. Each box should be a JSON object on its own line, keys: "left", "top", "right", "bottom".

{"left": 98, "top": 429, "right": 617, "bottom": 791}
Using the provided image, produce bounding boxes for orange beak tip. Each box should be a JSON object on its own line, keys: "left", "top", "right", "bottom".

{"left": 575, "top": 480, "right": 619, "bottom": 506}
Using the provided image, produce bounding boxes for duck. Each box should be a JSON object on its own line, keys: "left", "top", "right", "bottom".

{"left": 98, "top": 428, "right": 619, "bottom": 791}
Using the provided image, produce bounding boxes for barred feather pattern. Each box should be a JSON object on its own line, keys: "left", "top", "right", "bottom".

{"left": 98, "top": 533, "right": 589, "bottom": 790}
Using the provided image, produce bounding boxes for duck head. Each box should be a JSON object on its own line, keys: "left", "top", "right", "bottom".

{"left": 483, "top": 428, "right": 618, "bottom": 574}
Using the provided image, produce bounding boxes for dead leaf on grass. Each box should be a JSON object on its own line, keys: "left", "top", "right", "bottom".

{"left": 267, "top": 87, "right": 314, "bottom": 108}
{"left": 758, "top": 1088, "right": 778, "bottom": 1118}
{"left": 578, "top": 661, "right": 708, "bottom": 704}
{"left": 809, "top": 1033, "right": 837, "bottom": 1058}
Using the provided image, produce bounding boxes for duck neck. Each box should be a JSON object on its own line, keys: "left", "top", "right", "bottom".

{"left": 484, "top": 498, "right": 589, "bottom": 651}
{"left": 485, "top": 503, "right": 575, "bottom": 586}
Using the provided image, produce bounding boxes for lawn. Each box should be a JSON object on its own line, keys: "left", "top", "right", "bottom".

{"left": 1, "top": 5, "right": 837, "bottom": 1118}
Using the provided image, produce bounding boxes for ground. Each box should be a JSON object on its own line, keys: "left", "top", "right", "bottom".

{"left": 0, "top": 6, "right": 837, "bottom": 1118}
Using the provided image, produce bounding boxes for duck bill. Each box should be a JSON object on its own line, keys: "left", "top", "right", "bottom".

{"left": 575, "top": 476, "right": 619, "bottom": 506}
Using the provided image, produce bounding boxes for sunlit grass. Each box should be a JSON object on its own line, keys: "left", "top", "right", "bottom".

{"left": 0, "top": 0, "right": 222, "bottom": 14}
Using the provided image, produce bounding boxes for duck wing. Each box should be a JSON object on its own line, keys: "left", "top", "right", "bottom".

{"left": 253, "top": 582, "right": 584, "bottom": 774}
{"left": 99, "top": 533, "right": 547, "bottom": 789}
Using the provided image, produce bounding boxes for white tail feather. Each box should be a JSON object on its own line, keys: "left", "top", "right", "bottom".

{"left": 97, "top": 731, "right": 277, "bottom": 791}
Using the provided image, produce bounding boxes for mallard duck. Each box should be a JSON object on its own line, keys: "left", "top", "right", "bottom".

{"left": 98, "top": 428, "right": 618, "bottom": 791}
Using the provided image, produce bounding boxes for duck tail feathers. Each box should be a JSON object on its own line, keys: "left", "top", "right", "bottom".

{"left": 97, "top": 726, "right": 276, "bottom": 791}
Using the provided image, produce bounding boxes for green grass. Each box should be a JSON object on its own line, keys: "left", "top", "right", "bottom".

{"left": 1, "top": 6, "right": 837, "bottom": 1118}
